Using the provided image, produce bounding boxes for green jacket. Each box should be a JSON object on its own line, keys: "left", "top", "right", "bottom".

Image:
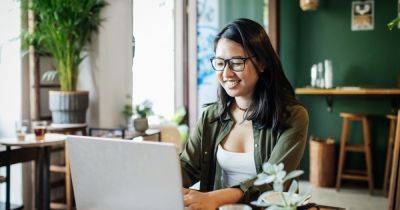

{"left": 180, "top": 103, "right": 309, "bottom": 204}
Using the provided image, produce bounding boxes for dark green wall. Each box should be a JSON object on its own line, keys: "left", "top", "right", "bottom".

{"left": 219, "top": 0, "right": 264, "bottom": 28}
{"left": 280, "top": 0, "right": 400, "bottom": 187}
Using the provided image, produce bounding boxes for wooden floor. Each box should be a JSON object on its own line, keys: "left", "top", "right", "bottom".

{"left": 300, "top": 181, "right": 387, "bottom": 210}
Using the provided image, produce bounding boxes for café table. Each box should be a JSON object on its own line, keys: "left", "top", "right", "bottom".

{"left": 0, "top": 133, "right": 65, "bottom": 210}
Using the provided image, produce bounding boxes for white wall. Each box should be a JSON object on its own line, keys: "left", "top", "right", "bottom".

{"left": 78, "top": 0, "right": 133, "bottom": 128}
{"left": 0, "top": 0, "right": 23, "bottom": 205}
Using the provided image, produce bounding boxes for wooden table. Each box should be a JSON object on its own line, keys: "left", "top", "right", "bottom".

{"left": 47, "top": 123, "right": 87, "bottom": 135}
{"left": 295, "top": 87, "right": 400, "bottom": 112}
{"left": 0, "top": 134, "right": 65, "bottom": 210}
{"left": 125, "top": 128, "right": 161, "bottom": 141}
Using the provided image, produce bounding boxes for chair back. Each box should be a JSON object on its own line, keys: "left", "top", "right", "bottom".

{"left": 388, "top": 110, "right": 400, "bottom": 210}
{"left": 160, "top": 124, "right": 182, "bottom": 151}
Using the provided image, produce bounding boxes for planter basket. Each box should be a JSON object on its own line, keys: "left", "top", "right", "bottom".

{"left": 49, "top": 91, "right": 89, "bottom": 124}
{"left": 309, "top": 136, "right": 336, "bottom": 187}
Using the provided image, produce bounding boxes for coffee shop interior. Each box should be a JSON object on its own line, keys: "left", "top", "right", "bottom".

{"left": 0, "top": 0, "right": 400, "bottom": 209}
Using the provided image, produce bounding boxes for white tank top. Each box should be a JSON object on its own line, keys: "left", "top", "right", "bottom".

{"left": 216, "top": 144, "right": 257, "bottom": 188}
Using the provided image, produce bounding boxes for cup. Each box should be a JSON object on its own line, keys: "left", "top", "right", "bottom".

{"left": 32, "top": 121, "right": 47, "bottom": 141}
{"left": 219, "top": 204, "right": 252, "bottom": 210}
{"left": 15, "top": 120, "right": 29, "bottom": 141}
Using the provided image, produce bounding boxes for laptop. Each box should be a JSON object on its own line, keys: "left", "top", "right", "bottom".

{"left": 66, "top": 135, "right": 184, "bottom": 210}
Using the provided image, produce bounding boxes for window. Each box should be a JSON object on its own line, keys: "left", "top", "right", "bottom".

{"left": 132, "top": 0, "right": 175, "bottom": 119}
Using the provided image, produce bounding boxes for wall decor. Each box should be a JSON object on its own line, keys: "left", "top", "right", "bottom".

{"left": 351, "top": 0, "right": 374, "bottom": 31}
{"left": 398, "top": 0, "right": 400, "bottom": 29}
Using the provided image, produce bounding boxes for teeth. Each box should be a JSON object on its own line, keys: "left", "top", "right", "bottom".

{"left": 225, "top": 80, "right": 240, "bottom": 88}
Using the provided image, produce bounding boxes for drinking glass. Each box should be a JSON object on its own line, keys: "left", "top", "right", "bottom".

{"left": 15, "top": 120, "right": 29, "bottom": 141}
{"left": 32, "top": 121, "right": 47, "bottom": 141}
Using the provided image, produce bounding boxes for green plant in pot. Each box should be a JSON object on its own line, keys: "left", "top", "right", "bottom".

{"left": 23, "top": 0, "right": 107, "bottom": 124}
{"left": 388, "top": 16, "right": 400, "bottom": 87}
{"left": 133, "top": 100, "right": 153, "bottom": 132}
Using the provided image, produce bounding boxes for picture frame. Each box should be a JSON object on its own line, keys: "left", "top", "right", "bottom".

{"left": 351, "top": 1, "right": 374, "bottom": 31}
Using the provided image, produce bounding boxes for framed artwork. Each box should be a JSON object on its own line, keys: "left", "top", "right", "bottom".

{"left": 398, "top": 0, "right": 400, "bottom": 29}
{"left": 351, "top": 1, "right": 374, "bottom": 31}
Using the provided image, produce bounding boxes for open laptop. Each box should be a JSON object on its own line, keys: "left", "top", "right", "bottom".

{"left": 66, "top": 136, "right": 184, "bottom": 210}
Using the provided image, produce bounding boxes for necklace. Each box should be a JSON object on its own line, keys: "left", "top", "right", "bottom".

{"left": 236, "top": 103, "right": 248, "bottom": 112}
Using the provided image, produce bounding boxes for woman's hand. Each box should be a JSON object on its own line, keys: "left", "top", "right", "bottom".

{"left": 183, "top": 188, "right": 218, "bottom": 210}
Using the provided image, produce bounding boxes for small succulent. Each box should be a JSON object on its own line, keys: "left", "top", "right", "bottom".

{"left": 251, "top": 163, "right": 310, "bottom": 210}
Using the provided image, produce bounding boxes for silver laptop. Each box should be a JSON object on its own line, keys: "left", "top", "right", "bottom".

{"left": 66, "top": 136, "right": 184, "bottom": 210}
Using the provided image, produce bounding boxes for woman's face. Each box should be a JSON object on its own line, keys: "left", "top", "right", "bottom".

{"left": 215, "top": 38, "right": 260, "bottom": 99}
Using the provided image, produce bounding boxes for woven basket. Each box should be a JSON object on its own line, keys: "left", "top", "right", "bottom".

{"left": 309, "top": 137, "right": 336, "bottom": 187}
{"left": 300, "top": 0, "right": 319, "bottom": 11}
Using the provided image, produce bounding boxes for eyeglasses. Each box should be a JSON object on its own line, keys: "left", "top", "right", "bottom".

{"left": 210, "top": 57, "right": 253, "bottom": 72}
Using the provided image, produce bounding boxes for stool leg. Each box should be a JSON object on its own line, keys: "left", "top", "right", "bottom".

{"left": 384, "top": 119, "right": 396, "bottom": 196}
{"left": 362, "top": 118, "right": 374, "bottom": 195}
{"left": 336, "top": 118, "right": 349, "bottom": 191}
{"left": 65, "top": 144, "right": 73, "bottom": 210}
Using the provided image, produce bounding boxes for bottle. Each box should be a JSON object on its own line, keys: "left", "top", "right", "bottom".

{"left": 311, "top": 64, "right": 317, "bottom": 87}
{"left": 317, "top": 62, "right": 324, "bottom": 88}
{"left": 324, "top": 59, "right": 333, "bottom": 88}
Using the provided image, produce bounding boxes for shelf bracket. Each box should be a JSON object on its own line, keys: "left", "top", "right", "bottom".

{"left": 325, "top": 95, "right": 333, "bottom": 112}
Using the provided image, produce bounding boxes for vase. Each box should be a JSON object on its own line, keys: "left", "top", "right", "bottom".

{"left": 133, "top": 117, "right": 148, "bottom": 132}
{"left": 49, "top": 91, "right": 89, "bottom": 124}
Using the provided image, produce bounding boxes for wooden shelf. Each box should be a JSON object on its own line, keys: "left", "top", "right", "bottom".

{"left": 295, "top": 87, "right": 400, "bottom": 112}
{"left": 296, "top": 88, "right": 400, "bottom": 95}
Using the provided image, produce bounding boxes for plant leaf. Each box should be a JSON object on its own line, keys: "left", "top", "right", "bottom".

{"left": 262, "top": 162, "right": 272, "bottom": 173}
{"left": 254, "top": 173, "right": 275, "bottom": 185}
{"left": 287, "top": 180, "right": 298, "bottom": 203}
{"left": 296, "top": 194, "right": 311, "bottom": 206}
{"left": 283, "top": 170, "right": 304, "bottom": 181}
{"left": 273, "top": 181, "right": 283, "bottom": 192}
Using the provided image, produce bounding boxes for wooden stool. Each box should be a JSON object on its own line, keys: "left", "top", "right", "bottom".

{"left": 384, "top": 114, "right": 397, "bottom": 196}
{"left": 47, "top": 124, "right": 87, "bottom": 210}
{"left": 336, "top": 113, "right": 374, "bottom": 194}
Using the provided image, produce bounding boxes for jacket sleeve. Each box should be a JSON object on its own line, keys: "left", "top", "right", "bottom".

{"left": 237, "top": 106, "right": 309, "bottom": 203}
{"left": 179, "top": 111, "right": 206, "bottom": 188}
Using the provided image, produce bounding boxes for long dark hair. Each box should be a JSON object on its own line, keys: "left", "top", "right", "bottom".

{"left": 213, "top": 18, "right": 300, "bottom": 132}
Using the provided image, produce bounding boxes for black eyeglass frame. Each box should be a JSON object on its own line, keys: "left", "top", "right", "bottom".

{"left": 209, "top": 56, "right": 254, "bottom": 72}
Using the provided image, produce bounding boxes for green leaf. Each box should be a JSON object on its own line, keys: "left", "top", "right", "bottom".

{"left": 283, "top": 170, "right": 304, "bottom": 182}
{"left": 288, "top": 180, "right": 298, "bottom": 198}
{"left": 388, "top": 16, "right": 400, "bottom": 30}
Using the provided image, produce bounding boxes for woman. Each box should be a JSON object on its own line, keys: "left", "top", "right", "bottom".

{"left": 180, "top": 18, "right": 308, "bottom": 210}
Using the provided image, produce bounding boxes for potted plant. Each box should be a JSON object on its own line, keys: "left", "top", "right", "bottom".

{"left": 251, "top": 163, "right": 311, "bottom": 210}
{"left": 388, "top": 16, "right": 400, "bottom": 87}
{"left": 23, "top": 0, "right": 108, "bottom": 124}
{"left": 388, "top": 16, "right": 400, "bottom": 30}
{"left": 133, "top": 100, "right": 153, "bottom": 132}
{"left": 122, "top": 95, "right": 134, "bottom": 129}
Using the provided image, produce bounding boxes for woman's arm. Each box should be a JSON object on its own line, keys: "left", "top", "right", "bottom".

{"left": 183, "top": 188, "right": 243, "bottom": 210}
{"left": 180, "top": 111, "right": 206, "bottom": 187}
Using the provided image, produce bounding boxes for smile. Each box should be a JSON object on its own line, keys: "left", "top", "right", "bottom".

{"left": 223, "top": 79, "right": 241, "bottom": 88}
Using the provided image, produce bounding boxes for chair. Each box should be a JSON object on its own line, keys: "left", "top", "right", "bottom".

{"left": 47, "top": 124, "right": 87, "bottom": 210}
{"left": 335, "top": 112, "right": 374, "bottom": 194}
{"left": 384, "top": 114, "right": 397, "bottom": 196}
{"left": 388, "top": 111, "right": 400, "bottom": 210}
{"left": 160, "top": 124, "right": 182, "bottom": 151}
